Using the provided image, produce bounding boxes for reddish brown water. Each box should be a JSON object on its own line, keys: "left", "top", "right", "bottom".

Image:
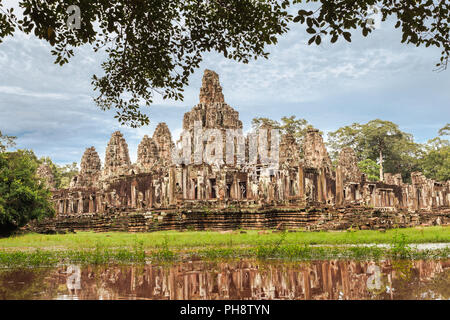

{"left": 0, "top": 259, "right": 449, "bottom": 300}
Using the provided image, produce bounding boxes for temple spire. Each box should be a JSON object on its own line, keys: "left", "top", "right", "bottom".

{"left": 199, "top": 69, "right": 225, "bottom": 105}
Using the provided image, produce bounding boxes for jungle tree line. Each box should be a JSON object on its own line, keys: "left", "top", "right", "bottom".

{"left": 252, "top": 117, "right": 450, "bottom": 183}
{"left": 0, "top": 131, "right": 54, "bottom": 235}
{"left": 0, "top": 131, "right": 78, "bottom": 235}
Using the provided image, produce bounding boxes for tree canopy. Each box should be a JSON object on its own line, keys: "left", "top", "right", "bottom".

{"left": 19, "top": 151, "right": 80, "bottom": 189}
{"left": 292, "top": 0, "right": 449, "bottom": 71}
{"left": 419, "top": 124, "right": 450, "bottom": 181}
{"left": 0, "top": 150, "right": 55, "bottom": 235}
{"left": 0, "top": 130, "right": 16, "bottom": 152}
{"left": 438, "top": 123, "right": 450, "bottom": 136}
{"left": 357, "top": 158, "right": 381, "bottom": 182}
{"left": 327, "top": 119, "right": 422, "bottom": 181}
{"left": 0, "top": 134, "right": 74, "bottom": 235}
{"left": 0, "top": 0, "right": 448, "bottom": 126}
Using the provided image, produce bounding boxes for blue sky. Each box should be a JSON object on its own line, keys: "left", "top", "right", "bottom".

{"left": 0, "top": 8, "right": 449, "bottom": 166}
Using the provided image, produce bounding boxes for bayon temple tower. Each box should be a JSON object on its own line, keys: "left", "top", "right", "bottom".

{"left": 44, "top": 70, "right": 449, "bottom": 228}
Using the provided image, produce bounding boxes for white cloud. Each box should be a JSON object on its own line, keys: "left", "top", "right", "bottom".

{"left": 0, "top": 85, "right": 70, "bottom": 99}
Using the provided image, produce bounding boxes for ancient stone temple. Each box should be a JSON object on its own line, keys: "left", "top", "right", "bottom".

{"left": 136, "top": 135, "right": 159, "bottom": 173}
{"left": 152, "top": 122, "right": 174, "bottom": 166}
{"left": 70, "top": 147, "right": 101, "bottom": 188}
{"left": 38, "top": 69, "right": 449, "bottom": 232}
{"left": 183, "top": 70, "right": 242, "bottom": 131}
{"left": 303, "top": 128, "right": 332, "bottom": 171}
{"left": 103, "top": 131, "right": 131, "bottom": 178}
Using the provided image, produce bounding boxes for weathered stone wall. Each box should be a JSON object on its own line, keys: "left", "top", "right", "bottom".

{"left": 25, "top": 205, "right": 449, "bottom": 234}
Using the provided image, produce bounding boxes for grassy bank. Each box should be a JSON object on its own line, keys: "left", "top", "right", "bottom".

{"left": 0, "top": 226, "right": 449, "bottom": 267}
{"left": 1, "top": 226, "right": 449, "bottom": 250}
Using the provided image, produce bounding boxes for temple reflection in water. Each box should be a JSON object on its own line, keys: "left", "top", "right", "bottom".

{"left": 0, "top": 259, "right": 448, "bottom": 300}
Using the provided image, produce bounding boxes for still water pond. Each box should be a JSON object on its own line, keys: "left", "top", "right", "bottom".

{"left": 0, "top": 259, "right": 449, "bottom": 300}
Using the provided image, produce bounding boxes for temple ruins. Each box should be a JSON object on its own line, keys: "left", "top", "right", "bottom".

{"left": 34, "top": 70, "right": 449, "bottom": 232}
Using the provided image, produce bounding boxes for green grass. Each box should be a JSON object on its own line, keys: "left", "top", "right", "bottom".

{"left": 0, "top": 226, "right": 448, "bottom": 267}
{"left": 0, "top": 226, "right": 448, "bottom": 251}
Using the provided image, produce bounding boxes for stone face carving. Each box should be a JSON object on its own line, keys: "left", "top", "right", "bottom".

{"left": 303, "top": 128, "right": 332, "bottom": 171}
{"left": 71, "top": 147, "right": 101, "bottom": 188}
{"left": 136, "top": 135, "right": 159, "bottom": 172}
{"left": 338, "top": 147, "right": 362, "bottom": 183}
{"left": 152, "top": 123, "right": 174, "bottom": 166}
{"left": 103, "top": 131, "right": 131, "bottom": 178}
{"left": 37, "top": 163, "right": 56, "bottom": 189}
{"left": 279, "top": 133, "right": 300, "bottom": 168}
{"left": 199, "top": 69, "right": 225, "bottom": 105}
{"left": 183, "top": 70, "right": 242, "bottom": 131}
{"left": 80, "top": 147, "right": 101, "bottom": 175}
{"left": 180, "top": 70, "right": 243, "bottom": 168}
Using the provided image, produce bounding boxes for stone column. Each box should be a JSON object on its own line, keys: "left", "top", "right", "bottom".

{"left": 246, "top": 174, "right": 252, "bottom": 200}
{"left": 320, "top": 168, "right": 327, "bottom": 202}
{"left": 96, "top": 194, "right": 103, "bottom": 213}
{"left": 298, "top": 166, "right": 304, "bottom": 199}
{"left": 336, "top": 166, "right": 343, "bottom": 205}
{"left": 131, "top": 182, "right": 137, "bottom": 208}
{"left": 149, "top": 182, "right": 154, "bottom": 208}
{"left": 68, "top": 199, "right": 74, "bottom": 214}
{"left": 88, "top": 195, "right": 94, "bottom": 213}
{"left": 371, "top": 187, "right": 376, "bottom": 207}
{"left": 78, "top": 198, "right": 83, "bottom": 214}
{"left": 317, "top": 171, "right": 323, "bottom": 203}
{"left": 182, "top": 166, "right": 187, "bottom": 199}
{"left": 232, "top": 173, "right": 238, "bottom": 199}
{"left": 169, "top": 167, "right": 176, "bottom": 205}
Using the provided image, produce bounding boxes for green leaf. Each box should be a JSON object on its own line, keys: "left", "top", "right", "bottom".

{"left": 343, "top": 32, "right": 352, "bottom": 42}
{"left": 315, "top": 35, "right": 321, "bottom": 45}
